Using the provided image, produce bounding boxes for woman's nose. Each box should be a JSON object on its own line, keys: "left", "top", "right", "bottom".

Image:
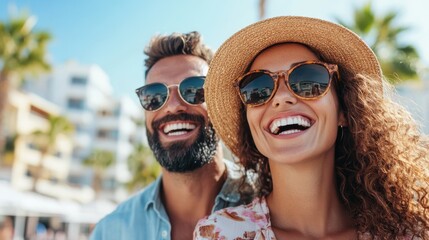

{"left": 271, "top": 79, "right": 298, "bottom": 107}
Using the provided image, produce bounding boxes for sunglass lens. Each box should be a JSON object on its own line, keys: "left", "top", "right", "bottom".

{"left": 289, "top": 64, "right": 330, "bottom": 98}
{"left": 179, "top": 76, "right": 205, "bottom": 104}
{"left": 138, "top": 83, "right": 168, "bottom": 111}
{"left": 239, "top": 72, "right": 275, "bottom": 105}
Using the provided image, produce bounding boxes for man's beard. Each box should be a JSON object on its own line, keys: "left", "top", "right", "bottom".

{"left": 146, "top": 113, "right": 218, "bottom": 173}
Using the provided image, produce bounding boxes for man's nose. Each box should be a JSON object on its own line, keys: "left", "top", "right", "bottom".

{"left": 163, "top": 86, "right": 187, "bottom": 113}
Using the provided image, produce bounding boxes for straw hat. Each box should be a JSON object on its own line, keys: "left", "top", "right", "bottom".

{"left": 205, "top": 16, "right": 382, "bottom": 156}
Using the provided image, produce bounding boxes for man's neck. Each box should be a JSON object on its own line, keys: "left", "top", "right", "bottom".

{"left": 161, "top": 149, "right": 226, "bottom": 240}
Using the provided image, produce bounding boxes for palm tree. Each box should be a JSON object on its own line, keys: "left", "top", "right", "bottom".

{"left": 0, "top": 15, "right": 51, "bottom": 154}
{"left": 30, "top": 115, "right": 74, "bottom": 192}
{"left": 258, "top": 0, "right": 266, "bottom": 20}
{"left": 336, "top": 2, "right": 421, "bottom": 83}
{"left": 126, "top": 143, "right": 161, "bottom": 192}
{"left": 2, "top": 133, "right": 17, "bottom": 167}
{"left": 83, "top": 149, "right": 116, "bottom": 196}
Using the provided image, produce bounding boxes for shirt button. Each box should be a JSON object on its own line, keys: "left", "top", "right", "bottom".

{"left": 161, "top": 230, "right": 168, "bottom": 239}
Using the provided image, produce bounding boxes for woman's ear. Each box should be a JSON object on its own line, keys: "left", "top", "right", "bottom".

{"left": 338, "top": 111, "right": 348, "bottom": 127}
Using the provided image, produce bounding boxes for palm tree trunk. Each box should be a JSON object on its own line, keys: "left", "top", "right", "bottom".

{"left": 259, "top": 0, "right": 266, "bottom": 20}
{"left": 93, "top": 170, "right": 103, "bottom": 199}
{"left": 0, "top": 70, "right": 10, "bottom": 160}
{"left": 32, "top": 151, "right": 48, "bottom": 192}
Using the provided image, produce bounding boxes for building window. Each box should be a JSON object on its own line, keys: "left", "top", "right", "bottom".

{"left": 67, "top": 98, "right": 85, "bottom": 110}
{"left": 25, "top": 169, "right": 33, "bottom": 177}
{"left": 27, "top": 142, "right": 39, "bottom": 150}
{"left": 97, "top": 129, "right": 108, "bottom": 139}
{"left": 70, "top": 76, "right": 87, "bottom": 85}
{"left": 54, "top": 151, "right": 62, "bottom": 158}
{"left": 68, "top": 174, "right": 84, "bottom": 186}
{"left": 113, "top": 107, "right": 120, "bottom": 116}
{"left": 98, "top": 110, "right": 112, "bottom": 117}
{"left": 72, "top": 147, "right": 86, "bottom": 160}
{"left": 103, "top": 177, "right": 117, "bottom": 190}
{"left": 97, "top": 129, "right": 118, "bottom": 140}
{"left": 110, "top": 130, "right": 118, "bottom": 140}
{"left": 75, "top": 124, "right": 88, "bottom": 133}
{"left": 128, "top": 135, "right": 136, "bottom": 144}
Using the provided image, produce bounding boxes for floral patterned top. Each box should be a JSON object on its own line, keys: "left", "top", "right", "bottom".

{"left": 194, "top": 197, "right": 414, "bottom": 240}
{"left": 194, "top": 197, "right": 275, "bottom": 240}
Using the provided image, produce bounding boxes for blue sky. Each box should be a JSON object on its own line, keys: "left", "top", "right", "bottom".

{"left": 1, "top": 0, "right": 429, "bottom": 99}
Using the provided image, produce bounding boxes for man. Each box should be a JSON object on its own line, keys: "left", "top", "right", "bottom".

{"left": 90, "top": 31, "right": 254, "bottom": 240}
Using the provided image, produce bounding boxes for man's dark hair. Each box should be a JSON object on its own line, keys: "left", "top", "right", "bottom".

{"left": 144, "top": 31, "right": 213, "bottom": 77}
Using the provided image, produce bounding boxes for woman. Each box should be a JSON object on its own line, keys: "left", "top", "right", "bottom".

{"left": 194, "top": 16, "right": 429, "bottom": 239}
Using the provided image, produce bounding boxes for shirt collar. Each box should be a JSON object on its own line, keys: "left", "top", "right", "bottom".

{"left": 216, "top": 159, "right": 246, "bottom": 203}
{"left": 144, "top": 176, "right": 163, "bottom": 211}
{"left": 144, "top": 159, "right": 252, "bottom": 209}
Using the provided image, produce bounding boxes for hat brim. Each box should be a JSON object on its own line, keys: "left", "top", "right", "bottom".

{"left": 205, "top": 16, "right": 381, "bottom": 156}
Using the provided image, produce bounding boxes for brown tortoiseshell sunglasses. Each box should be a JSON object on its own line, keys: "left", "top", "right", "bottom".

{"left": 235, "top": 60, "right": 339, "bottom": 107}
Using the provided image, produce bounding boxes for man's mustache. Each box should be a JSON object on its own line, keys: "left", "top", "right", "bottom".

{"left": 152, "top": 113, "right": 205, "bottom": 130}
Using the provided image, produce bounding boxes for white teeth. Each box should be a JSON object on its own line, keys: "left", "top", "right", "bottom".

{"left": 279, "top": 129, "right": 300, "bottom": 135}
{"left": 270, "top": 123, "right": 278, "bottom": 134}
{"left": 163, "top": 122, "right": 196, "bottom": 134}
{"left": 168, "top": 131, "right": 188, "bottom": 136}
{"left": 269, "top": 116, "right": 311, "bottom": 134}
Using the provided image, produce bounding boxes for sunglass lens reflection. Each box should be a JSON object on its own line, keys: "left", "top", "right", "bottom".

{"left": 289, "top": 64, "right": 330, "bottom": 98}
{"left": 239, "top": 72, "right": 275, "bottom": 105}
{"left": 140, "top": 83, "right": 168, "bottom": 111}
{"left": 179, "top": 77, "right": 205, "bottom": 104}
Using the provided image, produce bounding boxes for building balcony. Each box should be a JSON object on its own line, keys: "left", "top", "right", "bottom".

{"left": 96, "top": 116, "right": 119, "bottom": 129}
{"left": 66, "top": 85, "right": 88, "bottom": 98}
{"left": 93, "top": 139, "right": 117, "bottom": 150}
{"left": 74, "top": 132, "right": 92, "bottom": 148}
{"left": 67, "top": 110, "right": 93, "bottom": 125}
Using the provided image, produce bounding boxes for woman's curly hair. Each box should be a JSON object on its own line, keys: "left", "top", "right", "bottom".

{"left": 236, "top": 59, "right": 429, "bottom": 239}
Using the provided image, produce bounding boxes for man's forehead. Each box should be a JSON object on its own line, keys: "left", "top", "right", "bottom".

{"left": 146, "top": 55, "right": 208, "bottom": 84}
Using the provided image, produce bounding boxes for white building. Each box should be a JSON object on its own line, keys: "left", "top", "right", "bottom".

{"left": 94, "top": 96, "right": 145, "bottom": 200}
{"left": 3, "top": 90, "right": 94, "bottom": 203}
{"left": 25, "top": 61, "right": 146, "bottom": 201}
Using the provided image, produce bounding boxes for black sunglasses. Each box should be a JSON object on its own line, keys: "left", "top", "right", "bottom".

{"left": 135, "top": 76, "right": 205, "bottom": 111}
{"left": 235, "top": 61, "right": 339, "bottom": 107}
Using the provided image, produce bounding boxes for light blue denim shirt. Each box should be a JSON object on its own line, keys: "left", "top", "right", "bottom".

{"left": 90, "top": 160, "right": 255, "bottom": 240}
